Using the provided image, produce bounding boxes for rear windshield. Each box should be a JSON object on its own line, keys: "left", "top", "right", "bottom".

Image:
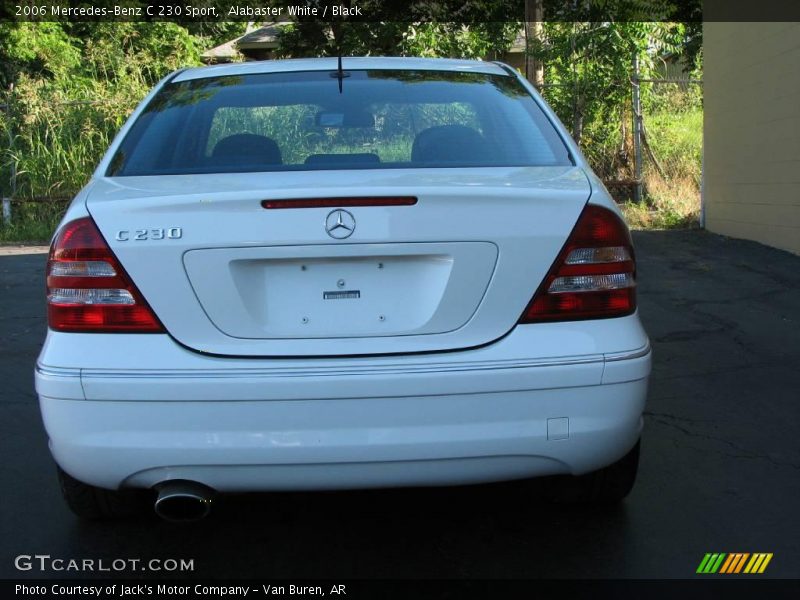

{"left": 107, "top": 69, "right": 572, "bottom": 176}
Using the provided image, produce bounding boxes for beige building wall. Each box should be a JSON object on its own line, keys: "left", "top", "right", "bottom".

{"left": 704, "top": 22, "right": 800, "bottom": 254}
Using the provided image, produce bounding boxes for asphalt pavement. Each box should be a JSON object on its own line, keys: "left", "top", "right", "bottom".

{"left": 1, "top": 230, "right": 798, "bottom": 579}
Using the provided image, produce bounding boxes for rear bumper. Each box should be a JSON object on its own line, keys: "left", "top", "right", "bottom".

{"left": 35, "top": 319, "right": 651, "bottom": 492}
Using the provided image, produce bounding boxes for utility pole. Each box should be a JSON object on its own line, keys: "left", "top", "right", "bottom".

{"left": 524, "top": 0, "right": 544, "bottom": 88}
{"left": 631, "top": 52, "right": 643, "bottom": 203}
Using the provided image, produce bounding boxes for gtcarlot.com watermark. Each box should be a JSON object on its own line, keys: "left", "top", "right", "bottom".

{"left": 14, "top": 554, "right": 194, "bottom": 573}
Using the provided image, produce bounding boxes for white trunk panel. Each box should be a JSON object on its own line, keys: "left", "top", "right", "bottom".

{"left": 86, "top": 166, "right": 590, "bottom": 356}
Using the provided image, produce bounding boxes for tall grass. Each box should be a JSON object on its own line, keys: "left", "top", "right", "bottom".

{"left": 621, "top": 87, "right": 702, "bottom": 229}
{"left": 0, "top": 201, "right": 66, "bottom": 243}
{"left": 0, "top": 82, "right": 143, "bottom": 242}
{"left": 0, "top": 59, "right": 155, "bottom": 241}
{"left": 2, "top": 75, "right": 147, "bottom": 200}
{"left": 627, "top": 108, "right": 701, "bottom": 229}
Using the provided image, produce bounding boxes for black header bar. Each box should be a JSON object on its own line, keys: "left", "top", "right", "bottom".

{"left": 2, "top": 1, "right": 800, "bottom": 24}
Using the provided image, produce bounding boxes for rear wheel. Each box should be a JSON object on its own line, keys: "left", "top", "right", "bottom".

{"left": 544, "top": 439, "right": 640, "bottom": 504}
{"left": 57, "top": 465, "right": 148, "bottom": 519}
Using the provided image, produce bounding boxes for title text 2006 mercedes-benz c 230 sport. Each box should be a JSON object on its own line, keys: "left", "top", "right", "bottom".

{"left": 35, "top": 57, "right": 650, "bottom": 520}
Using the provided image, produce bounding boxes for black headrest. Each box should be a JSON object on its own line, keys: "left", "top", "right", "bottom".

{"left": 411, "top": 125, "right": 491, "bottom": 164}
{"left": 305, "top": 153, "right": 381, "bottom": 166}
{"left": 211, "top": 134, "right": 282, "bottom": 166}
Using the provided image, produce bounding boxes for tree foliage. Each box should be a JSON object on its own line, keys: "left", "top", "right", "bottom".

{"left": 276, "top": 20, "right": 517, "bottom": 60}
{"left": 273, "top": 0, "right": 518, "bottom": 58}
{"left": 533, "top": 21, "right": 688, "bottom": 172}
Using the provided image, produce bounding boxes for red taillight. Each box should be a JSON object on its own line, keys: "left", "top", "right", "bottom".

{"left": 47, "top": 217, "right": 164, "bottom": 333}
{"left": 519, "top": 204, "right": 636, "bottom": 323}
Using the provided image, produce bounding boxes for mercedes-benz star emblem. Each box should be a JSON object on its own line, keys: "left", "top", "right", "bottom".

{"left": 325, "top": 209, "right": 356, "bottom": 239}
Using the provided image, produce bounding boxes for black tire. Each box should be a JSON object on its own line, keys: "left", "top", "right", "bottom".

{"left": 57, "top": 465, "right": 148, "bottom": 520}
{"left": 544, "top": 439, "right": 640, "bottom": 504}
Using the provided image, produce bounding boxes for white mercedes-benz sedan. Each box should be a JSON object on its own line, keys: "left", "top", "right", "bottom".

{"left": 35, "top": 57, "right": 650, "bottom": 520}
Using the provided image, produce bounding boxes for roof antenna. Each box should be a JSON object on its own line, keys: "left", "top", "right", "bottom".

{"left": 329, "top": 22, "right": 349, "bottom": 93}
{"left": 336, "top": 53, "right": 346, "bottom": 93}
{"left": 330, "top": 53, "right": 350, "bottom": 93}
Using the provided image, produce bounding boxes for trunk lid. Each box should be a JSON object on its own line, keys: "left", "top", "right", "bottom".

{"left": 86, "top": 166, "right": 590, "bottom": 357}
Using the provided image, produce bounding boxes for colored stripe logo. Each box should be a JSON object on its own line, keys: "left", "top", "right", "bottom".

{"left": 697, "top": 553, "right": 773, "bottom": 574}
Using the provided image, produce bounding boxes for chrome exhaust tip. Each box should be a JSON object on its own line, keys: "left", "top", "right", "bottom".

{"left": 154, "top": 480, "right": 214, "bottom": 522}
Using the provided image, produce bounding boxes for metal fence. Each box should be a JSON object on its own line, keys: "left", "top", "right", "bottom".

{"left": 535, "top": 58, "right": 703, "bottom": 205}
